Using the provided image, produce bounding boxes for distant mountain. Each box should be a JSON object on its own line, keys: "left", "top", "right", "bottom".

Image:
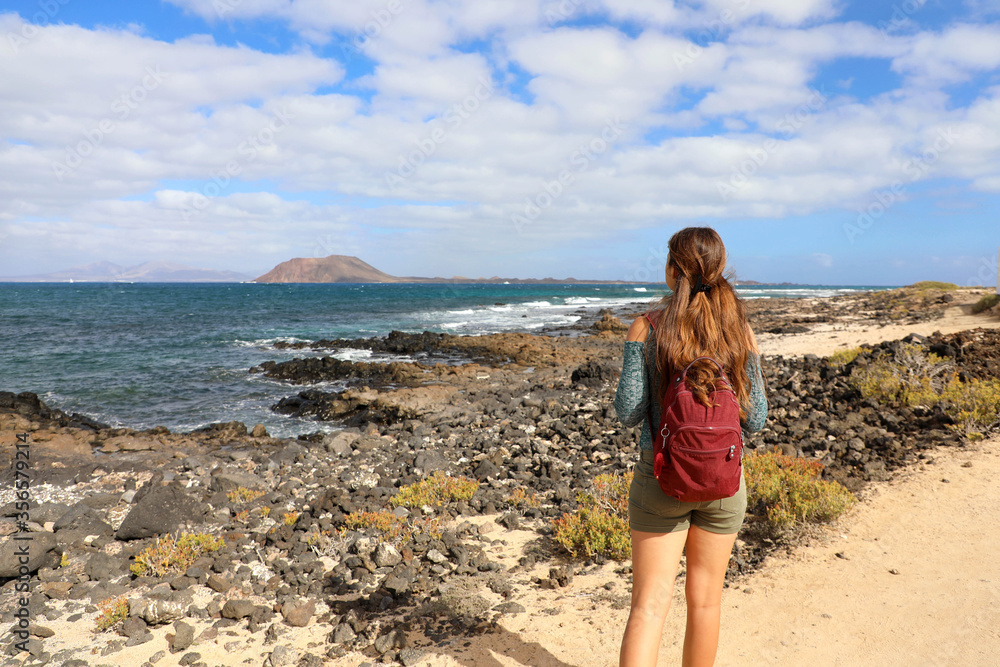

{"left": 254, "top": 255, "right": 398, "bottom": 283}
{"left": 254, "top": 255, "right": 622, "bottom": 284}
{"left": 2, "top": 261, "right": 251, "bottom": 282}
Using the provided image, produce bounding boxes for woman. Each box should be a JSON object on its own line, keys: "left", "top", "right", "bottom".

{"left": 615, "top": 227, "right": 767, "bottom": 667}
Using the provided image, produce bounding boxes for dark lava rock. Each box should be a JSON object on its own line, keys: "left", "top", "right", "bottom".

{"left": 570, "top": 359, "right": 620, "bottom": 388}
{"left": 85, "top": 552, "right": 125, "bottom": 581}
{"left": 115, "top": 485, "right": 206, "bottom": 541}
{"left": 281, "top": 599, "right": 315, "bottom": 627}
{"left": 171, "top": 620, "right": 196, "bottom": 652}
{"left": 221, "top": 599, "right": 255, "bottom": 620}
{"left": 53, "top": 504, "right": 114, "bottom": 539}
{"left": 0, "top": 532, "right": 59, "bottom": 578}
{"left": 474, "top": 459, "right": 500, "bottom": 481}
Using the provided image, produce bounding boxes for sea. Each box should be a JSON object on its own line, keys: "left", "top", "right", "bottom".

{"left": 0, "top": 282, "right": 889, "bottom": 437}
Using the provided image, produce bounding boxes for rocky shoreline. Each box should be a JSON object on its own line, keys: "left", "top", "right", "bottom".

{"left": 1, "top": 288, "right": 998, "bottom": 667}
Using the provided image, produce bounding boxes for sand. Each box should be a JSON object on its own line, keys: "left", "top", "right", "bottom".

{"left": 322, "top": 434, "right": 996, "bottom": 667}
{"left": 757, "top": 302, "right": 1000, "bottom": 357}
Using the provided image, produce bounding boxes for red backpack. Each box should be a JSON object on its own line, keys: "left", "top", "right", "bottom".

{"left": 644, "top": 313, "right": 743, "bottom": 502}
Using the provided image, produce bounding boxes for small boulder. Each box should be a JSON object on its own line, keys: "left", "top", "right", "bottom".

{"left": 374, "top": 542, "right": 402, "bottom": 568}
{"left": 281, "top": 599, "right": 315, "bottom": 628}
{"left": 171, "top": 620, "right": 195, "bottom": 652}
{"left": 85, "top": 552, "right": 125, "bottom": 581}
{"left": 221, "top": 599, "right": 255, "bottom": 620}
{"left": 115, "top": 485, "right": 206, "bottom": 541}
{"left": 130, "top": 599, "right": 185, "bottom": 625}
{"left": 0, "top": 533, "right": 59, "bottom": 578}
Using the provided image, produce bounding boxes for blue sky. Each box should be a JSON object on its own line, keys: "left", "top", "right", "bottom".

{"left": 1, "top": 0, "right": 999, "bottom": 285}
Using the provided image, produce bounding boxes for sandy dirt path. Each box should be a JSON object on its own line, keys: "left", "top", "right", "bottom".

{"left": 391, "top": 435, "right": 1000, "bottom": 667}
{"left": 699, "top": 434, "right": 1000, "bottom": 667}
{"left": 757, "top": 305, "right": 1000, "bottom": 357}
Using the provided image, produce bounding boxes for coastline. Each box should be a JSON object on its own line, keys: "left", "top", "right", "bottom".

{"left": 0, "top": 285, "right": 998, "bottom": 666}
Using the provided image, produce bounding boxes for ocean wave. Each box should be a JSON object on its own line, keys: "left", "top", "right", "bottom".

{"left": 330, "top": 348, "right": 373, "bottom": 361}
{"left": 231, "top": 336, "right": 310, "bottom": 348}
{"left": 633, "top": 287, "right": 647, "bottom": 292}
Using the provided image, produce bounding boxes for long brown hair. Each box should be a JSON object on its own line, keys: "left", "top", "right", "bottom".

{"left": 653, "top": 227, "right": 757, "bottom": 417}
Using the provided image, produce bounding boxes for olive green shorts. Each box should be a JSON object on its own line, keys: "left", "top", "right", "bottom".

{"left": 628, "top": 449, "right": 747, "bottom": 535}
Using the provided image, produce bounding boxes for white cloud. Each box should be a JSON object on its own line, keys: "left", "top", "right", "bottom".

{"left": 892, "top": 23, "right": 1000, "bottom": 86}
{"left": 3, "top": 5, "right": 1000, "bottom": 278}
{"left": 697, "top": 0, "right": 841, "bottom": 27}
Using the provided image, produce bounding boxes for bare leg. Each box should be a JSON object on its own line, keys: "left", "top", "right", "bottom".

{"left": 681, "top": 526, "right": 738, "bottom": 667}
{"left": 619, "top": 529, "right": 688, "bottom": 667}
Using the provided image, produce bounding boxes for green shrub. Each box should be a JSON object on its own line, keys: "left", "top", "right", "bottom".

{"left": 972, "top": 294, "right": 1000, "bottom": 314}
{"left": 850, "top": 344, "right": 1000, "bottom": 435}
{"left": 390, "top": 471, "right": 480, "bottom": 508}
{"left": 552, "top": 472, "right": 631, "bottom": 560}
{"left": 344, "top": 510, "right": 410, "bottom": 540}
{"left": 826, "top": 347, "right": 863, "bottom": 367}
{"left": 95, "top": 595, "right": 129, "bottom": 632}
{"left": 907, "top": 281, "right": 959, "bottom": 290}
{"left": 226, "top": 487, "right": 266, "bottom": 504}
{"left": 341, "top": 510, "right": 443, "bottom": 544}
{"left": 505, "top": 487, "right": 542, "bottom": 511}
{"left": 744, "top": 450, "right": 856, "bottom": 528}
{"left": 130, "top": 532, "right": 225, "bottom": 577}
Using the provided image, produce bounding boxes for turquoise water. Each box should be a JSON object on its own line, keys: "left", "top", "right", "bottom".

{"left": 0, "top": 282, "right": 887, "bottom": 436}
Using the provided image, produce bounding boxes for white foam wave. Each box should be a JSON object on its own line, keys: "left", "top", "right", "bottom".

{"left": 737, "top": 287, "right": 871, "bottom": 299}
{"left": 330, "top": 348, "right": 373, "bottom": 361}
{"left": 232, "top": 336, "right": 310, "bottom": 348}
{"left": 633, "top": 287, "right": 647, "bottom": 292}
